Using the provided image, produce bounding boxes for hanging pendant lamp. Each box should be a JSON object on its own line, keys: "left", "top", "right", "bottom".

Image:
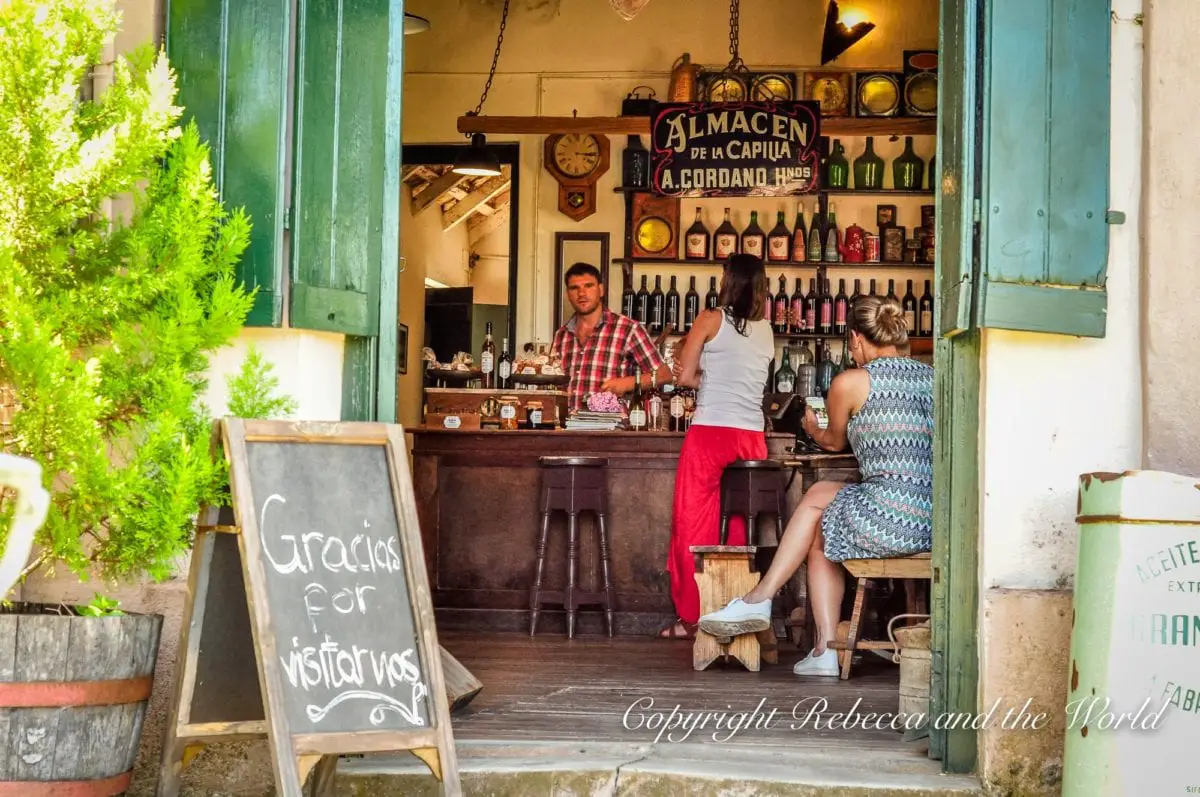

{"left": 403, "top": 13, "right": 430, "bottom": 35}
{"left": 452, "top": 0, "right": 509, "bottom": 177}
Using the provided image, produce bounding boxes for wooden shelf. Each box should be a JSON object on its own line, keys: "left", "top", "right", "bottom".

{"left": 613, "top": 187, "right": 934, "bottom": 196}
{"left": 457, "top": 115, "right": 937, "bottom": 137}
{"left": 613, "top": 257, "right": 932, "bottom": 269}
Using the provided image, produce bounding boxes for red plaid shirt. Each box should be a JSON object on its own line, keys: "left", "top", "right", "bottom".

{"left": 553, "top": 308, "right": 665, "bottom": 412}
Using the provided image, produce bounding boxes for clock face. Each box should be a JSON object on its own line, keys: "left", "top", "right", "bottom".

{"left": 636, "top": 216, "right": 672, "bottom": 253}
{"left": 706, "top": 76, "right": 746, "bottom": 102}
{"left": 751, "top": 74, "right": 792, "bottom": 101}
{"left": 812, "top": 77, "right": 847, "bottom": 112}
{"left": 552, "top": 134, "right": 601, "bottom": 178}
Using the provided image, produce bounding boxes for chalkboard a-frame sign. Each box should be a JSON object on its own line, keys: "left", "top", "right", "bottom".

{"left": 156, "top": 419, "right": 460, "bottom": 796}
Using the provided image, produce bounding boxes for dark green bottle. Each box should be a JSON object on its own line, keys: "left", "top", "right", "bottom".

{"left": 825, "top": 139, "right": 849, "bottom": 189}
{"left": 928, "top": 153, "right": 936, "bottom": 190}
{"left": 852, "top": 136, "right": 884, "bottom": 190}
{"left": 892, "top": 136, "right": 924, "bottom": 191}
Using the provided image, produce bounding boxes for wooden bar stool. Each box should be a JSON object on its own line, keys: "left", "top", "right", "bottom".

{"left": 718, "top": 459, "right": 788, "bottom": 546}
{"left": 528, "top": 456, "right": 614, "bottom": 639}
{"left": 828, "top": 552, "right": 932, "bottom": 679}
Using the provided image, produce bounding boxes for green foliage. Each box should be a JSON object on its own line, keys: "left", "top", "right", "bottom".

{"left": 226, "top": 346, "right": 298, "bottom": 420}
{"left": 0, "top": 0, "right": 255, "bottom": 584}
{"left": 77, "top": 593, "right": 124, "bottom": 617}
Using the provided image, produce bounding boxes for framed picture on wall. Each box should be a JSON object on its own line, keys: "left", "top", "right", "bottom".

{"left": 397, "top": 323, "right": 408, "bottom": 375}
{"left": 553, "top": 232, "right": 610, "bottom": 332}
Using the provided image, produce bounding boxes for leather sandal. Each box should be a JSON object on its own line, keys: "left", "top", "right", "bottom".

{"left": 654, "top": 617, "right": 697, "bottom": 640}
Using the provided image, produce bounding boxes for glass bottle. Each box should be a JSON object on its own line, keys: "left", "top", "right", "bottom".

{"left": 853, "top": 136, "right": 884, "bottom": 190}
{"left": 928, "top": 153, "right": 936, "bottom": 191}
{"left": 773, "top": 274, "right": 789, "bottom": 334}
{"left": 833, "top": 279, "right": 849, "bottom": 335}
{"left": 705, "top": 276, "right": 719, "bottom": 310}
{"left": 741, "top": 211, "right": 766, "bottom": 259}
{"left": 714, "top": 209, "right": 738, "bottom": 260}
{"left": 807, "top": 209, "right": 824, "bottom": 262}
{"left": 649, "top": 275, "right": 665, "bottom": 335}
{"left": 480, "top": 321, "right": 496, "bottom": 388}
{"left": 791, "top": 205, "right": 808, "bottom": 262}
{"left": 622, "top": 134, "right": 650, "bottom": 188}
{"left": 775, "top": 346, "right": 796, "bottom": 393}
{"left": 635, "top": 275, "right": 650, "bottom": 325}
{"left": 823, "top": 202, "right": 841, "bottom": 263}
{"left": 902, "top": 279, "right": 918, "bottom": 334}
{"left": 825, "top": 139, "right": 849, "bottom": 189}
{"left": 685, "top": 208, "right": 710, "bottom": 261}
{"left": 621, "top": 276, "right": 636, "bottom": 318}
{"left": 665, "top": 276, "right": 681, "bottom": 333}
{"left": 789, "top": 277, "right": 805, "bottom": 334}
{"left": 628, "top": 366, "right": 647, "bottom": 430}
{"left": 803, "top": 277, "right": 818, "bottom": 334}
{"left": 818, "top": 278, "right": 834, "bottom": 336}
{"left": 919, "top": 279, "right": 934, "bottom": 338}
{"left": 684, "top": 276, "right": 700, "bottom": 332}
{"left": 886, "top": 279, "right": 899, "bottom": 304}
{"left": 892, "top": 136, "right": 924, "bottom": 191}
{"left": 767, "top": 211, "right": 791, "bottom": 262}
{"left": 498, "top": 338, "right": 512, "bottom": 389}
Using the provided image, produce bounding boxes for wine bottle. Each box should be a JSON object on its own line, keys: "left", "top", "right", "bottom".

{"left": 635, "top": 275, "right": 650, "bottom": 325}
{"left": 918, "top": 279, "right": 934, "bottom": 338}
{"left": 705, "top": 276, "right": 719, "bottom": 310}
{"left": 791, "top": 206, "right": 808, "bottom": 263}
{"left": 684, "top": 208, "right": 710, "bottom": 261}
{"left": 804, "top": 277, "right": 818, "bottom": 335}
{"left": 665, "top": 276, "right": 681, "bottom": 333}
{"left": 480, "top": 321, "right": 496, "bottom": 388}
{"left": 767, "top": 211, "right": 790, "bottom": 262}
{"left": 649, "top": 275, "right": 665, "bottom": 334}
{"left": 773, "top": 274, "right": 789, "bottom": 334}
{"left": 886, "top": 279, "right": 899, "bottom": 304}
{"left": 826, "top": 139, "right": 849, "bottom": 189}
{"left": 834, "top": 279, "right": 849, "bottom": 336}
{"left": 868, "top": 278, "right": 879, "bottom": 299}
{"left": 498, "top": 338, "right": 512, "bottom": 389}
{"left": 853, "top": 136, "right": 884, "bottom": 190}
{"left": 775, "top": 346, "right": 796, "bottom": 393}
{"left": 902, "top": 279, "right": 917, "bottom": 334}
{"left": 789, "top": 277, "right": 805, "bottom": 334}
{"left": 807, "top": 209, "right": 824, "bottom": 262}
{"left": 628, "top": 366, "right": 647, "bottom": 431}
{"left": 765, "top": 280, "right": 774, "bottom": 325}
{"left": 621, "top": 277, "right": 636, "bottom": 318}
{"left": 893, "top": 136, "right": 924, "bottom": 191}
{"left": 850, "top": 278, "right": 862, "bottom": 309}
{"left": 819, "top": 278, "right": 834, "bottom": 336}
{"left": 823, "top": 202, "right": 841, "bottom": 263}
{"left": 714, "top": 208, "right": 738, "bottom": 260}
{"left": 741, "top": 211, "right": 766, "bottom": 259}
{"left": 684, "top": 276, "right": 700, "bottom": 332}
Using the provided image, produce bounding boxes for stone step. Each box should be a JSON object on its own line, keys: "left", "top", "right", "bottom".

{"left": 332, "top": 740, "right": 984, "bottom": 796}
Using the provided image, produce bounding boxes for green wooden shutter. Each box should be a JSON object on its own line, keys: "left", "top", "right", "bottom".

{"left": 977, "top": 0, "right": 1113, "bottom": 337}
{"left": 288, "top": 0, "right": 394, "bottom": 336}
{"left": 166, "top": 0, "right": 290, "bottom": 327}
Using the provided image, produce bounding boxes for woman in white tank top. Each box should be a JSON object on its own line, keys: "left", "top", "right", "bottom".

{"left": 656, "top": 254, "right": 774, "bottom": 639}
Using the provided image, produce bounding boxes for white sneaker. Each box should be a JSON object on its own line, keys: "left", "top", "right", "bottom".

{"left": 697, "top": 597, "right": 772, "bottom": 637}
{"left": 793, "top": 648, "right": 840, "bottom": 677}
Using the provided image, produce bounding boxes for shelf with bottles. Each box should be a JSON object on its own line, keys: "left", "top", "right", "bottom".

{"left": 613, "top": 257, "right": 932, "bottom": 270}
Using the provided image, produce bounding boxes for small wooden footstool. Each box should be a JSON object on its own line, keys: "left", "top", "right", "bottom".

{"left": 827, "top": 552, "right": 932, "bottom": 679}
{"left": 690, "top": 545, "right": 778, "bottom": 672}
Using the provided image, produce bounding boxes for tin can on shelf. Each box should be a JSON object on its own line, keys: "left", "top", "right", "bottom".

{"left": 865, "top": 233, "right": 881, "bottom": 263}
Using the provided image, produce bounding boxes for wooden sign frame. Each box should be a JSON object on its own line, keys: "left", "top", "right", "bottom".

{"left": 157, "top": 419, "right": 461, "bottom": 796}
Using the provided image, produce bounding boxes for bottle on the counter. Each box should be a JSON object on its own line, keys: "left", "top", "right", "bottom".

{"left": 480, "top": 321, "right": 496, "bottom": 388}
{"left": 628, "top": 366, "right": 647, "bottom": 431}
{"left": 498, "top": 338, "right": 512, "bottom": 389}
{"left": 705, "top": 276, "right": 720, "bottom": 311}
{"left": 775, "top": 346, "right": 796, "bottom": 393}
{"left": 668, "top": 385, "right": 686, "bottom": 432}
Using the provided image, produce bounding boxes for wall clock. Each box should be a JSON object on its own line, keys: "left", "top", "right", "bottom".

{"left": 544, "top": 133, "right": 610, "bottom": 221}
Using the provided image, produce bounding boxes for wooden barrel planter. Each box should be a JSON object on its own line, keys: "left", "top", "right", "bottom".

{"left": 0, "top": 602, "right": 161, "bottom": 796}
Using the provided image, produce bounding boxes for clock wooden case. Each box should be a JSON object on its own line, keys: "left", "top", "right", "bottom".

{"left": 544, "top": 133, "right": 610, "bottom": 221}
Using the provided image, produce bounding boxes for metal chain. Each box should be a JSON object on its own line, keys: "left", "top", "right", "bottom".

{"left": 726, "top": 0, "right": 745, "bottom": 71}
{"left": 469, "top": 0, "right": 510, "bottom": 120}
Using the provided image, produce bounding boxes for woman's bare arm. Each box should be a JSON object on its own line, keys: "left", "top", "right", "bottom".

{"left": 802, "top": 368, "right": 868, "bottom": 452}
{"left": 673, "top": 309, "right": 721, "bottom": 388}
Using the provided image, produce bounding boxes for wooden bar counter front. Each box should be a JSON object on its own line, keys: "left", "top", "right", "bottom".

{"left": 410, "top": 428, "right": 858, "bottom": 636}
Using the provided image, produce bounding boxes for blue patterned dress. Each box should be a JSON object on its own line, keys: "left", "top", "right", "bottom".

{"left": 821, "top": 356, "right": 934, "bottom": 562}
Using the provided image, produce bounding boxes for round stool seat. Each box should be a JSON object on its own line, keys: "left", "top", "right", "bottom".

{"left": 538, "top": 456, "right": 608, "bottom": 468}
{"left": 726, "top": 459, "right": 783, "bottom": 470}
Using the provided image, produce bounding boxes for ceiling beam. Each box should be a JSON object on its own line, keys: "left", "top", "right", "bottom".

{"left": 411, "top": 169, "right": 468, "bottom": 215}
{"left": 442, "top": 171, "right": 511, "bottom": 231}
{"left": 468, "top": 204, "right": 510, "bottom": 245}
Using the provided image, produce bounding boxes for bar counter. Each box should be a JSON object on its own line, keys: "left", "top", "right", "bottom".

{"left": 410, "top": 427, "right": 858, "bottom": 634}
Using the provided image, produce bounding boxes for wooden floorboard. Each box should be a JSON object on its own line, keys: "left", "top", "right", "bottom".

{"left": 438, "top": 631, "right": 913, "bottom": 751}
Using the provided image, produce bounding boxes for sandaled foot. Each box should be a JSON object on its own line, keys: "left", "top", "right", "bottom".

{"left": 654, "top": 618, "right": 696, "bottom": 640}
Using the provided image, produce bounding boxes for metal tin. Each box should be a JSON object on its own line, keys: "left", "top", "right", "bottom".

{"left": 865, "top": 233, "right": 881, "bottom": 263}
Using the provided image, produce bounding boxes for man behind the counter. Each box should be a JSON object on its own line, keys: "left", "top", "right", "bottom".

{"left": 552, "top": 262, "right": 671, "bottom": 413}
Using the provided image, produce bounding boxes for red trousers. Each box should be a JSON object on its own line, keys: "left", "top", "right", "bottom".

{"left": 668, "top": 424, "right": 768, "bottom": 624}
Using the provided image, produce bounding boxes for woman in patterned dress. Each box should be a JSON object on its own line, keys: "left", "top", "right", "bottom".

{"left": 697, "top": 295, "right": 934, "bottom": 676}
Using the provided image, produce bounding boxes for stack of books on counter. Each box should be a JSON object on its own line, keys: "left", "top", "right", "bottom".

{"left": 564, "top": 411, "right": 624, "bottom": 431}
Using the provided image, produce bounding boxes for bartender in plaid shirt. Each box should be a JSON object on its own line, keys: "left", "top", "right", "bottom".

{"left": 551, "top": 263, "right": 671, "bottom": 413}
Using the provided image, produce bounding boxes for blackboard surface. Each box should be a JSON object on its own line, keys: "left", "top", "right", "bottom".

{"left": 245, "top": 441, "right": 432, "bottom": 735}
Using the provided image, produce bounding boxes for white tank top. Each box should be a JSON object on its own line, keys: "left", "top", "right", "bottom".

{"left": 691, "top": 311, "right": 774, "bottom": 432}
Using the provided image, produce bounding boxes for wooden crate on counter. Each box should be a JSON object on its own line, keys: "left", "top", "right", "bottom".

{"left": 423, "top": 388, "right": 570, "bottom": 430}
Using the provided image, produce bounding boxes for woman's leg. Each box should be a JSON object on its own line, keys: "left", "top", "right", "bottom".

{"left": 742, "top": 480, "right": 844, "bottom": 605}
{"left": 805, "top": 529, "right": 845, "bottom": 655}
